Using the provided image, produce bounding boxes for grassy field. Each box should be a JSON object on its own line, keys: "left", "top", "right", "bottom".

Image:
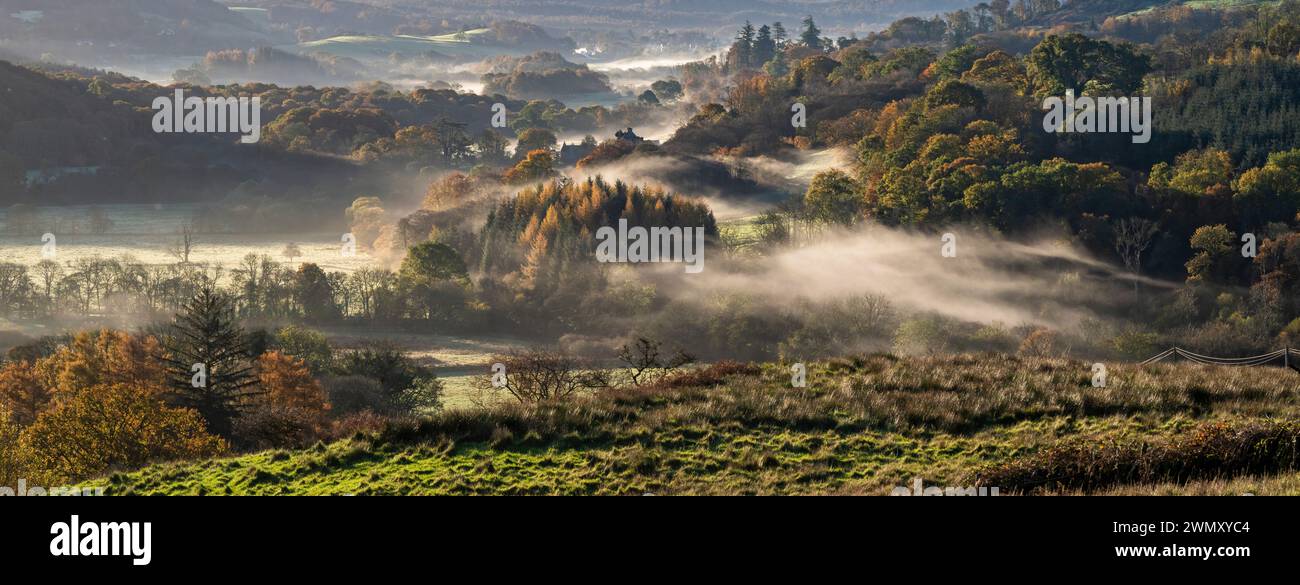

{"left": 0, "top": 204, "right": 375, "bottom": 272}
{"left": 1182, "top": 0, "right": 1277, "bottom": 9}
{"left": 311, "top": 326, "right": 524, "bottom": 409}
{"left": 227, "top": 7, "right": 271, "bottom": 26}
{"left": 1120, "top": 0, "right": 1276, "bottom": 17}
{"left": 718, "top": 216, "right": 762, "bottom": 252}
{"left": 292, "top": 29, "right": 520, "bottom": 61}
{"left": 88, "top": 355, "right": 1300, "bottom": 495}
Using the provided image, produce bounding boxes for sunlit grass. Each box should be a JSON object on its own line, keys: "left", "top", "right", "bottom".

{"left": 88, "top": 355, "right": 1300, "bottom": 495}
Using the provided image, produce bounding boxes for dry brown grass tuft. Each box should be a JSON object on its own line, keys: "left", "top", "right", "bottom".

{"left": 363, "top": 354, "right": 1300, "bottom": 450}
{"left": 974, "top": 419, "right": 1300, "bottom": 494}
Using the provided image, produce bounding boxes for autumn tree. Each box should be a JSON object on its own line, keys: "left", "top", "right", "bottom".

{"left": 422, "top": 172, "right": 475, "bottom": 211}
{"left": 1026, "top": 33, "right": 1150, "bottom": 97}
{"left": 961, "top": 50, "right": 1028, "bottom": 93}
{"left": 0, "top": 362, "right": 46, "bottom": 427}
{"left": 514, "top": 127, "right": 558, "bottom": 158}
{"left": 346, "top": 196, "right": 388, "bottom": 250}
{"left": 923, "top": 79, "right": 986, "bottom": 111}
{"left": 1254, "top": 232, "right": 1300, "bottom": 320}
{"left": 0, "top": 404, "right": 25, "bottom": 489}
{"left": 231, "top": 351, "right": 332, "bottom": 448}
{"left": 1234, "top": 148, "right": 1300, "bottom": 225}
{"left": 503, "top": 149, "right": 558, "bottom": 184}
{"left": 1149, "top": 148, "right": 1234, "bottom": 196}
{"left": 256, "top": 352, "right": 329, "bottom": 415}
{"left": 576, "top": 139, "right": 636, "bottom": 169}
{"left": 730, "top": 21, "right": 756, "bottom": 69}
{"left": 274, "top": 325, "right": 333, "bottom": 374}
{"left": 35, "top": 330, "right": 167, "bottom": 396}
{"left": 22, "top": 382, "right": 225, "bottom": 481}
{"left": 1186, "top": 224, "right": 1241, "bottom": 285}
{"left": 804, "top": 170, "right": 864, "bottom": 226}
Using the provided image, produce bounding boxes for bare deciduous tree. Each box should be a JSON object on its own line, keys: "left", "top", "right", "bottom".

{"left": 617, "top": 336, "right": 695, "bottom": 385}
{"left": 1113, "top": 217, "right": 1158, "bottom": 292}
{"left": 33, "top": 259, "right": 62, "bottom": 306}
{"left": 488, "top": 348, "right": 608, "bottom": 403}
{"left": 167, "top": 221, "right": 198, "bottom": 264}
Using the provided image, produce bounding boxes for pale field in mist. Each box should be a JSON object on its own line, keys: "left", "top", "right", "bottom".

{"left": 0, "top": 204, "right": 374, "bottom": 271}
{"left": 312, "top": 325, "right": 534, "bottom": 409}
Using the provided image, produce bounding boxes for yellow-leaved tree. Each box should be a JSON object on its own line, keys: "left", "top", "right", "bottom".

{"left": 21, "top": 382, "right": 226, "bottom": 482}
{"left": 0, "top": 404, "right": 25, "bottom": 490}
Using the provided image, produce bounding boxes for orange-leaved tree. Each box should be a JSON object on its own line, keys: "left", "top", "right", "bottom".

{"left": 229, "top": 351, "right": 332, "bottom": 450}
{"left": 21, "top": 382, "right": 226, "bottom": 482}
{"left": 0, "top": 361, "right": 49, "bottom": 427}
{"left": 255, "top": 351, "right": 330, "bottom": 425}
{"left": 33, "top": 329, "right": 166, "bottom": 396}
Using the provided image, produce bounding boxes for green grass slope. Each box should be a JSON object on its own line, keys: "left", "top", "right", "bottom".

{"left": 92, "top": 356, "right": 1300, "bottom": 495}
{"left": 291, "top": 29, "right": 524, "bottom": 61}
{"left": 1119, "top": 0, "right": 1277, "bottom": 17}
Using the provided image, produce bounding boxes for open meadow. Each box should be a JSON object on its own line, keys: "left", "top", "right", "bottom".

{"left": 0, "top": 204, "right": 374, "bottom": 272}
{"left": 87, "top": 355, "right": 1300, "bottom": 495}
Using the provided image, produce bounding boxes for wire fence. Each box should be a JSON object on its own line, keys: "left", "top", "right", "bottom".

{"left": 1141, "top": 347, "right": 1300, "bottom": 371}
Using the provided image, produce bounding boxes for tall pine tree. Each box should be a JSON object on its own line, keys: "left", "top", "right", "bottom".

{"left": 732, "top": 21, "right": 757, "bottom": 70}
{"left": 161, "top": 287, "right": 259, "bottom": 437}
{"left": 753, "top": 25, "right": 776, "bottom": 66}
{"left": 801, "top": 16, "right": 822, "bottom": 50}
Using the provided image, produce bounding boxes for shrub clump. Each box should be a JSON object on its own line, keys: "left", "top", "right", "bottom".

{"left": 973, "top": 419, "right": 1300, "bottom": 493}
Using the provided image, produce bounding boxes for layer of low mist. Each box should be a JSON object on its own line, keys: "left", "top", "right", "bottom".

{"left": 641, "top": 226, "right": 1173, "bottom": 331}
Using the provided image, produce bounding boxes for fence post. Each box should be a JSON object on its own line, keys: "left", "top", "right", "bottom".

{"left": 1287, "top": 346, "right": 1291, "bottom": 371}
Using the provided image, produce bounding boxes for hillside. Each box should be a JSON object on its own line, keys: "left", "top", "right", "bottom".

{"left": 1055, "top": 0, "right": 1275, "bottom": 22}
{"left": 0, "top": 59, "right": 495, "bottom": 206}
{"left": 237, "top": 0, "right": 983, "bottom": 32}
{"left": 1027, "top": 0, "right": 1169, "bottom": 24}
{"left": 91, "top": 356, "right": 1300, "bottom": 495}
{"left": 293, "top": 28, "right": 566, "bottom": 62}
{"left": 0, "top": 0, "right": 285, "bottom": 59}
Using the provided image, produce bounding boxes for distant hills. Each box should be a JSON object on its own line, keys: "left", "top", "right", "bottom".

{"left": 0, "top": 0, "right": 985, "bottom": 62}
{"left": 234, "top": 0, "right": 986, "bottom": 33}
{"left": 0, "top": 60, "right": 372, "bottom": 206}
{"left": 1027, "top": 0, "right": 1273, "bottom": 25}
{"left": 0, "top": 0, "right": 287, "bottom": 59}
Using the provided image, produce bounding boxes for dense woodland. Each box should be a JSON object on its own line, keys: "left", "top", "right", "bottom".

{"left": 0, "top": 55, "right": 675, "bottom": 205}
{"left": 480, "top": 52, "right": 617, "bottom": 99}
{"left": 668, "top": 2, "right": 1300, "bottom": 352}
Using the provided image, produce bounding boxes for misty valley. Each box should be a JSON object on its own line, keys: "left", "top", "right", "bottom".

{"left": 3, "top": 0, "right": 1300, "bottom": 503}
